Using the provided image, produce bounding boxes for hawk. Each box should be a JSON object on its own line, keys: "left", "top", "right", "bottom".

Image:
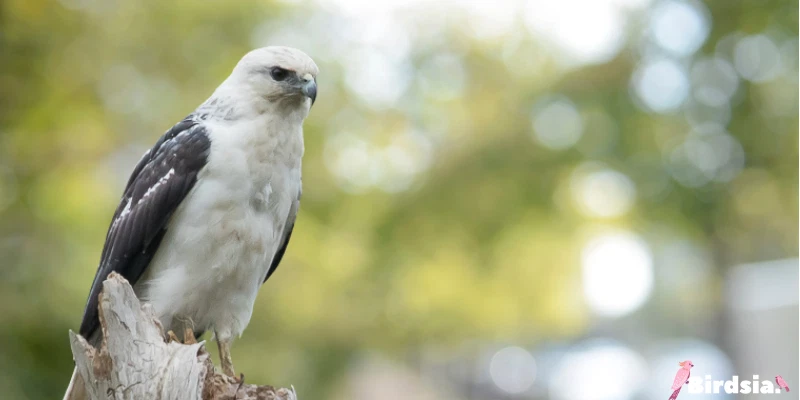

{"left": 65, "top": 46, "right": 318, "bottom": 399}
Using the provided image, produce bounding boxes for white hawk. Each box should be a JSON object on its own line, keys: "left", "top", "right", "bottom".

{"left": 65, "top": 46, "right": 318, "bottom": 398}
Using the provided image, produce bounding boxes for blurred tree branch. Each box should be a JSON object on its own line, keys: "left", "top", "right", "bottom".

{"left": 67, "top": 273, "right": 297, "bottom": 400}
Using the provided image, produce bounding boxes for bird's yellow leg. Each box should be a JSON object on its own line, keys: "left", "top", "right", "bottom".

{"left": 166, "top": 330, "right": 180, "bottom": 343}
{"left": 216, "top": 334, "right": 235, "bottom": 377}
{"left": 184, "top": 328, "right": 198, "bottom": 344}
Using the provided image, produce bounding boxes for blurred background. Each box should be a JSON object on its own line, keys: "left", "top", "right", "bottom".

{"left": 0, "top": 0, "right": 797, "bottom": 399}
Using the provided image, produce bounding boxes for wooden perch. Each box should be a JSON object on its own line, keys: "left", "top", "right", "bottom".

{"left": 68, "top": 272, "right": 297, "bottom": 400}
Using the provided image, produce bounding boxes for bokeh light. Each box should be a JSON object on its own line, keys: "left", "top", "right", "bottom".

{"left": 489, "top": 346, "right": 537, "bottom": 394}
{"left": 582, "top": 232, "right": 654, "bottom": 317}
{"left": 666, "top": 124, "right": 745, "bottom": 187}
{"left": 550, "top": 339, "right": 648, "bottom": 400}
{"left": 531, "top": 96, "right": 584, "bottom": 150}
{"left": 650, "top": 0, "right": 710, "bottom": 57}
{"left": 734, "top": 34, "right": 782, "bottom": 83}
{"left": 631, "top": 57, "right": 690, "bottom": 113}
{"left": 689, "top": 57, "right": 740, "bottom": 107}
{"left": 571, "top": 165, "right": 637, "bottom": 218}
{"left": 344, "top": 50, "right": 413, "bottom": 109}
{"left": 523, "top": 0, "right": 629, "bottom": 66}
{"left": 417, "top": 54, "right": 467, "bottom": 101}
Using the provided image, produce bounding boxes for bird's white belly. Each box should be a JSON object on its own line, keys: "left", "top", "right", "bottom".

{"left": 137, "top": 167, "right": 297, "bottom": 341}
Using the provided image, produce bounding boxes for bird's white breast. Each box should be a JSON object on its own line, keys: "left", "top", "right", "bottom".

{"left": 137, "top": 116, "right": 303, "bottom": 341}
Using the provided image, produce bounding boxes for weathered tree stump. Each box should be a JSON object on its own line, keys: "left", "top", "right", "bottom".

{"left": 66, "top": 272, "right": 297, "bottom": 400}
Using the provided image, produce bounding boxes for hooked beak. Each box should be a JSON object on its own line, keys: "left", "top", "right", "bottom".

{"left": 301, "top": 75, "right": 317, "bottom": 105}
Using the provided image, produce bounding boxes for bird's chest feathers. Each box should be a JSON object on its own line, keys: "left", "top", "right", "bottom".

{"left": 205, "top": 120, "right": 302, "bottom": 209}
{"left": 181, "top": 121, "right": 302, "bottom": 274}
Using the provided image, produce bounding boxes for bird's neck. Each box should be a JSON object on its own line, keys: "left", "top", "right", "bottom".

{"left": 198, "top": 83, "right": 306, "bottom": 170}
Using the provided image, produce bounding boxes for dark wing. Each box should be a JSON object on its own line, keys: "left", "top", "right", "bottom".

{"left": 79, "top": 117, "right": 211, "bottom": 339}
{"left": 263, "top": 191, "right": 300, "bottom": 283}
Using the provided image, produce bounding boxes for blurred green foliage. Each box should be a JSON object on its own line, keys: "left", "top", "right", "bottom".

{"left": 0, "top": 0, "right": 796, "bottom": 398}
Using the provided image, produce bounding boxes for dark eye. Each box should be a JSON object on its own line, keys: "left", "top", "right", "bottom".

{"left": 270, "top": 67, "right": 289, "bottom": 81}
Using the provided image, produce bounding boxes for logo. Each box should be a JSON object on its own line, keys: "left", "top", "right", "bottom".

{"left": 669, "top": 360, "right": 694, "bottom": 400}
{"left": 667, "top": 360, "right": 790, "bottom": 397}
{"left": 686, "top": 375, "right": 789, "bottom": 394}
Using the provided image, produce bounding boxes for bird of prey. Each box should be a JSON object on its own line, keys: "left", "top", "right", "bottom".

{"left": 668, "top": 360, "right": 693, "bottom": 400}
{"left": 776, "top": 375, "right": 790, "bottom": 392}
{"left": 65, "top": 46, "right": 318, "bottom": 398}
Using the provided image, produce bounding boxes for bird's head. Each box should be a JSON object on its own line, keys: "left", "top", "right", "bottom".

{"left": 228, "top": 46, "right": 318, "bottom": 111}
{"left": 678, "top": 360, "right": 694, "bottom": 369}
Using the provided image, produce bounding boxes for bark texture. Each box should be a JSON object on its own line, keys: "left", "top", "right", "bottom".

{"left": 68, "top": 272, "right": 297, "bottom": 400}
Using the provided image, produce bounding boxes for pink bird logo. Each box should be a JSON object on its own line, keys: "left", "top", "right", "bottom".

{"left": 668, "top": 360, "right": 694, "bottom": 400}
{"left": 776, "top": 375, "right": 790, "bottom": 392}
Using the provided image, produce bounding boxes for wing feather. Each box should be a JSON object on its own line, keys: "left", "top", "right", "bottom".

{"left": 263, "top": 191, "right": 301, "bottom": 283}
{"left": 78, "top": 117, "right": 210, "bottom": 339}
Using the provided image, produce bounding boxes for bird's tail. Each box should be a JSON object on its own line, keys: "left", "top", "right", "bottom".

{"left": 668, "top": 386, "right": 682, "bottom": 400}
{"left": 63, "top": 367, "right": 87, "bottom": 400}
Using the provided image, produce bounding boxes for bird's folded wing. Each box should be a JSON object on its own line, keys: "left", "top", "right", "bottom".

{"left": 78, "top": 117, "right": 211, "bottom": 340}
{"left": 263, "top": 192, "right": 300, "bottom": 283}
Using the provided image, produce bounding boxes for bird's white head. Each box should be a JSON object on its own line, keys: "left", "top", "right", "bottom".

{"left": 222, "top": 46, "right": 318, "bottom": 115}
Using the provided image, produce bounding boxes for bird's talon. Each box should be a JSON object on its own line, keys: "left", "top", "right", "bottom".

{"left": 235, "top": 373, "right": 246, "bottom": 389}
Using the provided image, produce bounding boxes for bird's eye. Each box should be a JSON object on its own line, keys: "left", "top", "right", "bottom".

{"left": 270, "top": 67, "right": 289, "bottom": 81}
